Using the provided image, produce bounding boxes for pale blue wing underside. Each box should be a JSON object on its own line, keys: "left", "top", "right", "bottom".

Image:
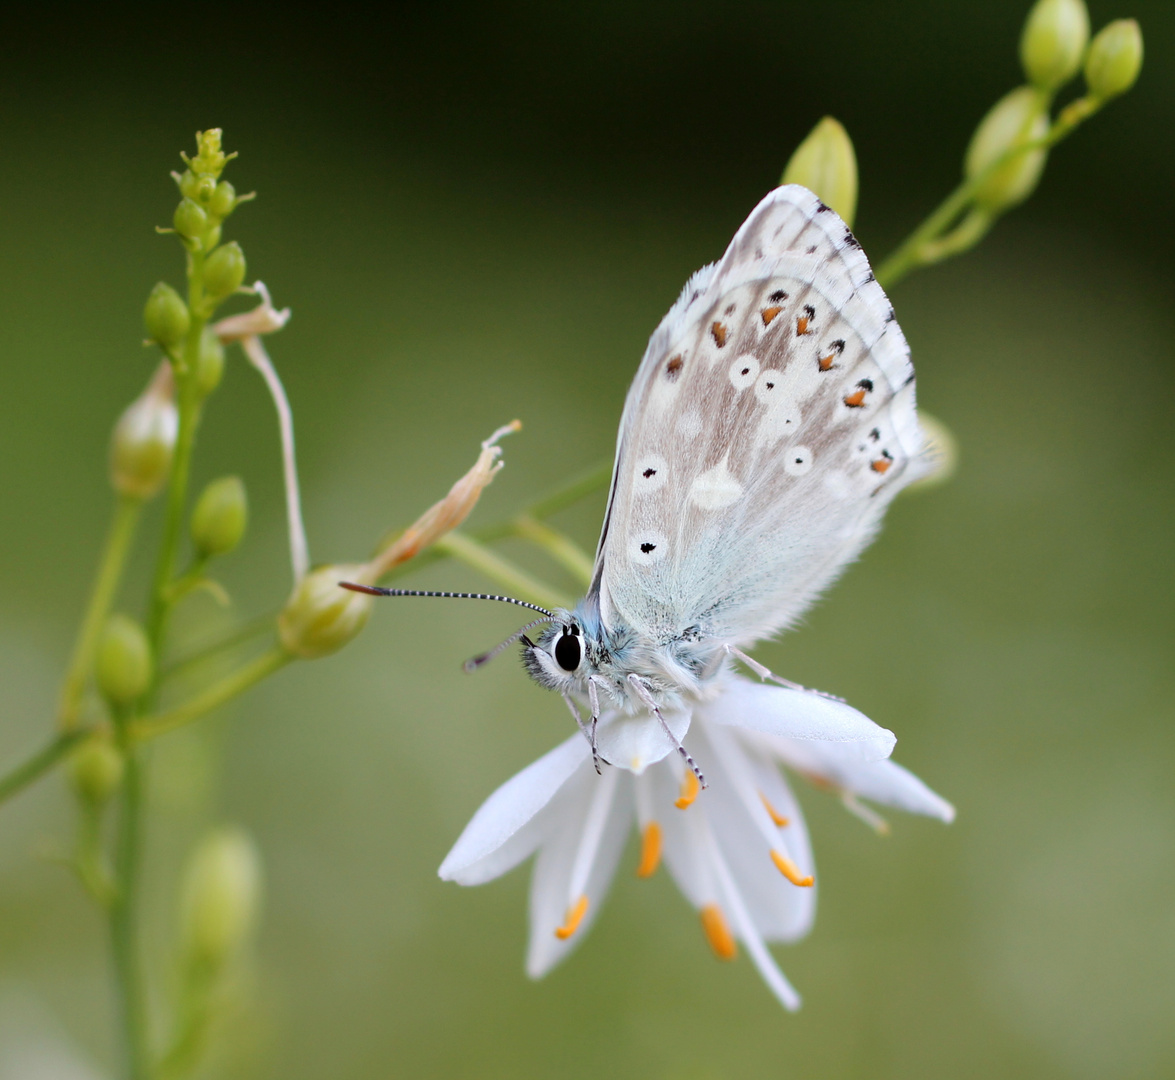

{"left": 590, "top": 185, "right": 930, "bottom": 648}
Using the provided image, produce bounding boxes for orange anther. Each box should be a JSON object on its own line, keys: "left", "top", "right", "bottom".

{"left": 760, "top": 792, "right": 790, "bottom": 827}
{"left": 760, "top": 305, "right": 782, "bottom": 326}
{"left": 636, "top": 821, "right": 663, "bottom": 878}
{"left": 771, "top": 850, "right": 814, "bottom": 887}
{"left": 554, "top": 895, "right": 589, "bottom": 940}
{"left": 795, "top": 316, "right": 810, "bottom": 336}
{"left": 700, "top": 903, "right": 738, "bottom": 960}
{"left": 675, "top": 770, "right": 700, "bottom": 809}
{"left": 843, "top": 388, "right": 867, "bottom": 407}
{"left": 711, "top": 321, "right": 728, "bottom": 347}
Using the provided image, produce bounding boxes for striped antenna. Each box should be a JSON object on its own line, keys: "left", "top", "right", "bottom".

{"left": 338, "top": 582, "right": 558, "bottom": 620}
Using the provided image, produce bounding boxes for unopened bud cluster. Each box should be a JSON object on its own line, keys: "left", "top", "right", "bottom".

{"left": 959, "top": 0, "right": 1144, "bottom": 217}
{"left": 144, "top": 130, "right": 251, "bottom": 376}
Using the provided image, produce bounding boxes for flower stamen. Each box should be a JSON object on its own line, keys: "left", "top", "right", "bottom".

{"left": 760, "top": 791, "right": 790, "bottom": 827}
{"left": 700, "top": 903, "right": 738, "bottom": 960}
{"left": 675, "top": 770, "right": 700, "bottom": 809}
{"left": 636, "top": 822, "right": 662, "bottom": 878}
{"left": 554, "top": 895, "right": 589, "bottom": 940}
{"left": 770, "top": 850, "right": 814, "bottom": 887}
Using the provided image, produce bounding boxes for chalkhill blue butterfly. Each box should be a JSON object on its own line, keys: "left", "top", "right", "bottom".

{"left": 344, "top": 184, "right": 933, "bottom": 782}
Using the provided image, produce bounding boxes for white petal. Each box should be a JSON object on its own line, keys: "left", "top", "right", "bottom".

{"left": 526, "top": 768, "right": 632, "bottom": 977}
{"left": 595, "top": 706, "right": 691, "bottom": 774}
{"left": 701, "top": 809, "right": 803, "bottom": 1011}
{"left": 703, "top": 676, "right": 895, "bottom": 762}
{"left": 693, "top": 722, "right": 816, "bottom": 943}
{"left": 765, "top": 736, "right": 955, "bottom": 822}
{"left": 438, "top": 734, "right": 589, "bottom": 885}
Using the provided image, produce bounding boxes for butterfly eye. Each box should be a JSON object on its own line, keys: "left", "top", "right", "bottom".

{"left": 553, "top": 626, "right": 582, "bottom": 672}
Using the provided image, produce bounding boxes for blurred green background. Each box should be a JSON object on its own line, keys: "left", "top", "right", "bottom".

{"left": 1, "top": 2, "right": 1173, "bottom": 1077}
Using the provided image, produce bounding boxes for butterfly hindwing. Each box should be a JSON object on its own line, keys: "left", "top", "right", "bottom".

{"left": 593, "top": 185, "right": 929, "bottom": 649}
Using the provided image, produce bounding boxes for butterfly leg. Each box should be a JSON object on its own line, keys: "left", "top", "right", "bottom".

{"left": 724, "top": 645, "right": 846, "bottom": 703}
{"left": 561, "top": 695, "right": 601, "bottom": 770}
{"left": 625, "top": 674, "right": 706, "bottom": 789}
{"left": 586, "top": 677, "right": 609, "bottom": 775}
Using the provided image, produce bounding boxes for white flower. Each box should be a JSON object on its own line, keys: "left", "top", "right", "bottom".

{"left": 439, "top": 674, "right": 953, "bottom": 1010}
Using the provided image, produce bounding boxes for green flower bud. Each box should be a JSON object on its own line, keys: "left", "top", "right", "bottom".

{"left": 1020, "top": 0, "right": 1090, "bottom": 90}
{"left": 69, "top": 736, "right": 125, "bottom": 806}
{"left": 278, "top": 564, "right": 373, "bottom": 659}
{"left": 110, "top": 365, "right": 178, "bottom": 499}
{"left": 964, "top": 87, "right": 1049, "bottom": 211}
{"left": 194, "top": 175, "right": 216, "bottom": 203}
{"left": 209, "top": 180, "right": 237, "bottom": 219}
{"left": 191, "top": 476, "right": 247, "bottom": 559}
{"left": 203, "top": 242, "right": 246, "bottom": 301}
{"left": 173, "top": 198, "right": 208, "bottom": 240}
{"left": 178, "top": 169, "right": 201, "bottom": 200}
{"left": 143, "top": 282, "right": 189, "bottom": 352}
{"left": 195, "top": 326, "right": 225, "bottom": 398}
{"left": 1084, "top": 19, "right": 1143, "bottom": 100}
{"left": 782, "top": 116, "right": 859, "bottom": 229}
{"left": 96, "top": 613, "right": 153, "bottom": 707}
{"left": 188, "top": 128, "right": 229, "bottom": 181}
{"left": 180, "top": 827, "right": 263, "bottom": 967}
{"left": 201, "top": 224, "right": 222, "bottom": 252}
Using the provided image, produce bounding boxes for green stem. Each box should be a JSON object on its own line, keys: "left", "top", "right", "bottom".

{"left": 433, "top": 532, "right": 575, "bottom": 611}
{"left": 130, "top": 648, "right": 291, "bottom": 743}
{"left": 0, "top": 729, "right": 88, "bottom": 805}
{"left": 874, "top": 93, "right": 1105, "bottom": 290}
{"left": 159, "top": 614, "right": 277, "bottom": 680}
{"left": 511, "top": 515, "right": 594, "bottom": 589}
{"left": 110, "top": 717, "right": 150, "bottom": 1079}
{"left": 523, "top": 460, "right": 612, "bottom": 521}
{"left": 57, "top": 497, "right": 143, "bottom": 730}
{"left": 146, "top": 251, "right": 207, "bottom": 654}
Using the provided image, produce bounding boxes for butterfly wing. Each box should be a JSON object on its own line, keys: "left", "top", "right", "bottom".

{"left": 590, "top": 185, "right": 931, "bottom": 650}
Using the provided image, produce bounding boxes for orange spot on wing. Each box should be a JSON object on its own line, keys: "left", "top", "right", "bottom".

{"left": 675, "top": 770, "right": 700, "bottom": 810}
{"left": 795, "top": 316, "right": 810, "bottom": 336}
{"left": 771, "top": 850, "right": 814, "bottom": 887}
{"left": 710, "top": 321, "right": 727, "bottom": 347}
{"left": 843, "top": 388, "right": 867, "bottom": 407}
{"left": 871, "top": 457, "right": 892, "bottom": 473}
{"left": 636, "top": 822, "right": 663, "bottom": 878}
{"left": 818, "top": 353, "right": 837, "bottom": 371}
{"left": 666, "top": 354, "right": 683, "bottom": 378}
{"left": 700, "top": 904, "right": 738, "bottom": 960}
{"left": 554, "top": 895, "right": 589, "bottom": 939}
{"left": 760, "top": 305, "right": 782, "bottom": 326}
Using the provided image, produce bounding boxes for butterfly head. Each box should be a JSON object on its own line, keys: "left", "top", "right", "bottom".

{"left": 521, "top": 612, "right": 595, "bottom": 693}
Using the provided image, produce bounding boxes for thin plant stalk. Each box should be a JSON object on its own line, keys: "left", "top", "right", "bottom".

{"left": 57, "top": 496, "right": 143, "bottom": 730}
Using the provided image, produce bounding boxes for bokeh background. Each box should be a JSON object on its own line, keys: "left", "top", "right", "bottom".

{"left": 2, "top": 2, "right": 1173, "bottom": 1077}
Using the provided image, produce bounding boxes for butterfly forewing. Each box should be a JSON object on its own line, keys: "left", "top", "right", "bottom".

{"left": 593, "top": 186, "right": 929, "bottom": 649}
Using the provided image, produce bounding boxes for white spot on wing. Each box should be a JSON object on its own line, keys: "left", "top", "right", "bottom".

{"left": 784, "top": 446, "right": 813, "bottom": 476}
{"left": 729, "top": 354, "right": 759, "bottom": 390}
{"left": 630, "top": 532, "right": 666, "bottom": 565}
{"left": 676, "top": 411, "right": 702, "bottom": 441}
{"left": 755, "top": 395, "right": 802, "bottom": 444}
{"left": 689, "top": 456, "right": 744, "bottom": 511}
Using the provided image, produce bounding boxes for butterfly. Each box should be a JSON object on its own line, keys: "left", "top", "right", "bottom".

{"left": 346, "top": 185, "right": 932, "bottom": 783}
